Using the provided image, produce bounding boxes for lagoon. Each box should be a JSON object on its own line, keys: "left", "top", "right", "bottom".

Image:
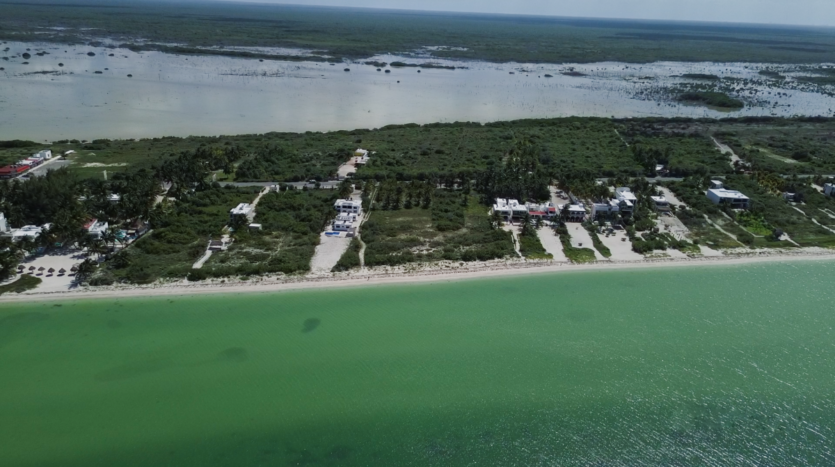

{"left": 1, "top": 261, "right": 834, "bottom": 466}
{"left": 2, "top": 42, "right": 835, "bottom": 141}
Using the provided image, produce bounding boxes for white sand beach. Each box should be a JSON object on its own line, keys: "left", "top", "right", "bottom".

{"left": 3, "top": 248, "right": 834, "bottom": 304}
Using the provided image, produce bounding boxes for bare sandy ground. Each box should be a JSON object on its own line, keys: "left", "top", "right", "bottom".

{"left": 310, "top": 233, "right": 352, "bottom": 273}
{"left": 597, "top": 229, "right": 643, "bottom": 261}
{"left": 537, "top": 227, "right": 568, "bottom": 262}
{"left": 8, "top": 248, "right": 832, "bottom": 304}
{"left": 568, "top": 225, "right": 607, "bottom": 261}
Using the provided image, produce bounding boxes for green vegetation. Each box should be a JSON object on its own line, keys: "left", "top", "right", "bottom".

{"left": 103, "top": 186, "right": 261, "bottom": 284}
{"left": 518, "top": 221, "right": 552, "bottom": 259}
{"left": 202, "top": 190, "right": 337, "bottom": 277}
{"left": 758, "top": 70, "right": 785, "bottom": 79}
{"left": 358, "top": 188, "right": 514, "bottom": 268}
{"left": 4, "top": 1, "right": 835, "bottom": 64}
{"left": 585, "top": 225, "right": 612, "bottom": 258}
{"left": 556, "top": 226, "right": 597, "bottom": 263}
{"left": 0, "top": 275, "right": 41, "bottom": 295}
{"left": 678, "top": 91, "right": 745, "bottom": 110}
{"left": 332, "top": 238, "right": 362, "bottom": 272}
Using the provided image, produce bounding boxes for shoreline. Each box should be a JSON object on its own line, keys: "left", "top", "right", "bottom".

{"left": 4, "top": 251, "right": 834, "bottom": 304}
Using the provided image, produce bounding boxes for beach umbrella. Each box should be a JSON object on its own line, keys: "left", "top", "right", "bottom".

{"left": 48, "top": 268, "right": 55, "bottom": 274}
{"left": 58, "top": 268, "right": 66, "bottom": 275}
{"left": 28, "top": 266, "right": 36, "bottom": 273}
{"left": 17, "top": 264, "right": 24, "bottom": 271}
{"left": 70, "top": 265, "right": 78, "bottom": 272}
{"left": 37, "top": 267, "right": 45, "bottom": 274}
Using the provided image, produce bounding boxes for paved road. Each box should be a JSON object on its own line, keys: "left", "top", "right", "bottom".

{"left": 17, "top": 159, "right": 71, "bottom": 180}
{"left": 219, "top": 181, "right": 342, "bottom": 190}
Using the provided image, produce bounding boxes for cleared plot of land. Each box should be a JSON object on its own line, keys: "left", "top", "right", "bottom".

{"left": 310, "top": 234, "right": 352, "bottom": 274}
{"left": 597, "top": 230, "right": 643, "bottom": 261}
{"left": 568, "top": 226, "right": 608, "bottom": 261}
{"left": 536, "top": 227, "right": 568, "bottom": 262}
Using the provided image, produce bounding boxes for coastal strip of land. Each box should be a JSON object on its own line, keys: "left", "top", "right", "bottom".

{"left": 4, "top": 250, "right": 833, "bottom": 304}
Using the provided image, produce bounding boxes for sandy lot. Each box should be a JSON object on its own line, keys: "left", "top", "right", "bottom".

{"left": 537, "top": 227, "right": 568, "bottom": 262}
{"left": 16, "top": 250, "right": 86, "bottom": 293}
{"left": 310, "top": 233, "right": 352, "bottom": 274}
{"left": 568, "top": 225, "right": 607, "bottom": 260}
{"left": 597, "top": 229, "right": 643, "bottom": 261}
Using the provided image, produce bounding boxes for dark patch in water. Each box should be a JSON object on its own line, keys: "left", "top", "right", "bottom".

{"left": 53, "top": 304, "right": 62, "bottom": 307}
{"left": 106, "top": 319, "right": 122, "bottom": 329}
{"left": 94, "top": 357, "right": 173, "bottom": 382}
{"left": 302, "top": 318, "right": 320, "bottom": 333}
{"left": 327, "top": 445, "right": 352, "bottom": 460}
{"left": 219, "top": 347, "right": 248, "bottom": 362}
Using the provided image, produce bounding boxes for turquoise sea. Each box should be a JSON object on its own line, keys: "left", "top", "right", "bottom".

{"left": 1, "top": 261, "right": 834, "bottom": 466}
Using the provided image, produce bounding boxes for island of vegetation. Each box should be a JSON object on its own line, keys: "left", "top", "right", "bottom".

{"left": 678, "top": 91, "right": 745, "bottom": 110}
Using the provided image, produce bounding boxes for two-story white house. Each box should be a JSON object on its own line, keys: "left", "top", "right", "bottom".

{"left": 335, "top": 199, "right": 362, "bottom": 216}
{"left": 492, "top": 198, "right": 529, "bottom": 222}
{"left": 229, "top": 203, "right": 253, "bottom": 221}
{"left": 615, "top": 187, "right": 637, "bottom": 215}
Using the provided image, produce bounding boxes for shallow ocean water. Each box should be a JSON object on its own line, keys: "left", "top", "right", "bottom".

{"left": 1, "top": 261, "right": 834, "bottom": 466}
{"left": 1, "top": 41, "right": 834, "bottom": 141}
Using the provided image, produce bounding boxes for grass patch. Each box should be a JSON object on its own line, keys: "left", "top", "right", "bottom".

{"left": 332, "top": 238, "right": 362, "bottom": 272}
{"left": 556, "top": 226, "right": 597, "bottom": 263}
{"left": 585, "top": 225, "right": 612, "bottom": 258}
{"left": 0, "top": 275, "right": 42, "bottom": 295}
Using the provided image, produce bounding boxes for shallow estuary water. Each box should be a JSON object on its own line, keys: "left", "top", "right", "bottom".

{"left": 1, "top": 41, "right": 834, "bottom": 141}
{"left": 1, "top": 261, "right": 834, "bottom": 466}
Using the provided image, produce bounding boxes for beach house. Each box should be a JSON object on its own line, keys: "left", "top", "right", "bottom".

{"left": 591, "top": 199, "right": 620, "bottom": 219}
{"left": 561, "top": 204, "right": 587, "bottom": 223}
{"left": 229, "top": 203, "right": 253, "bottom": 221}
{"left": 335, "top": 199, "right": 362, "bottom": 215}
{"left": 707, "top": 187, "right": 750, "bottom": 209}
{"left": 354, "top": 149, "right": 371, "bottom": 166}
{"left": 524, "top": 202, "right": 558, "bottom": 220}
{"left": 615, "top": 187, "right": 637, "bottom": 215}
{"left": 85, "top": 219, "right": 109, "bottom": 239}
{"left": 651, "top": 195, "right": 671, "bottom": 212}
{"left": 492, "top": 199, "right": 528, "bottom": 222}
{"left": 825, "top": 183, "right": 834, "bottom": 197}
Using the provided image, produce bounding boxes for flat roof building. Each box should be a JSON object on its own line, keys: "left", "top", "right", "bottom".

{"left": 591, "top": 199, "right": 620, "bottom": 219}
{"left": 335, "top": 199, "right": 362, "bottom": 215}
{"left": 492, "top": 198, "right": 529, "bottom": 221}
{"left": 651, "top": 196, "right": 671, "bottom": 212}
{"left": 561, "top": 204, "right": 586, "bottom": 223}
{"left": 707, "top": 188, "right": 750, "bottom": 209}
{"left": 230, "top": 203, "right": 253, "bottom": 218}
{"left": 825, "top": 183, "right": 835, "bottom": 197}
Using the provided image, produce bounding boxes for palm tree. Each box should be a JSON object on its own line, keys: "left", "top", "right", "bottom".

{"left": 75, "top": 259, "right": 97, "bottom": 283}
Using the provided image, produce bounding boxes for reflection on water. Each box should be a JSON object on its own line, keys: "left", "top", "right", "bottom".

{"left": 2, "top": 41, "right": 834, "bottom": 141}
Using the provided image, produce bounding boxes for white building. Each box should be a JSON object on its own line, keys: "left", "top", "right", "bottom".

{"left": 707, "top": 188, "right": 750, "bottom": 209}
{"left": 651, "top": 195, "right": 671, "bottom": 211}
{"left": 229, "top": 203, "right": 253, "bottom": 220}
{"left": 108, "top": 194, "right": 121, "bottom": 203}
{"left": 710, "top": 180, "right": 724, "bottom": 189}
{"left": 825, "top": 183, "right": 835, "bottom": 197}
{"left": 354, "top": 149, "right": 371, "bottom": 165}
{"left": 11, "top": 225, "right": 43, "bottom": 242}
{"left": 591, "top": 199, "right": 620, "bottom": 219}
{"left": 524, "top": 202, "right": 557, "bottom": 219}
{"left": 85, "top": 219, "right": 109, "bottom": 239}
{"left": 492, "top": 198, "right": 528, "bottom": 222}
{"left": 32, "top": 150, "right": 52, "bottom": 160}
{"left": 0, "top": 213, "right": 7, "bottom": 233}
{"left": 335, "top": 199, "right": 362, "bottom": 215}
{"left": 615, "top": 187, "right": 637, "bottom": 214}
{"left": 561, "top": 204, "right": 587, "bottom": 223}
